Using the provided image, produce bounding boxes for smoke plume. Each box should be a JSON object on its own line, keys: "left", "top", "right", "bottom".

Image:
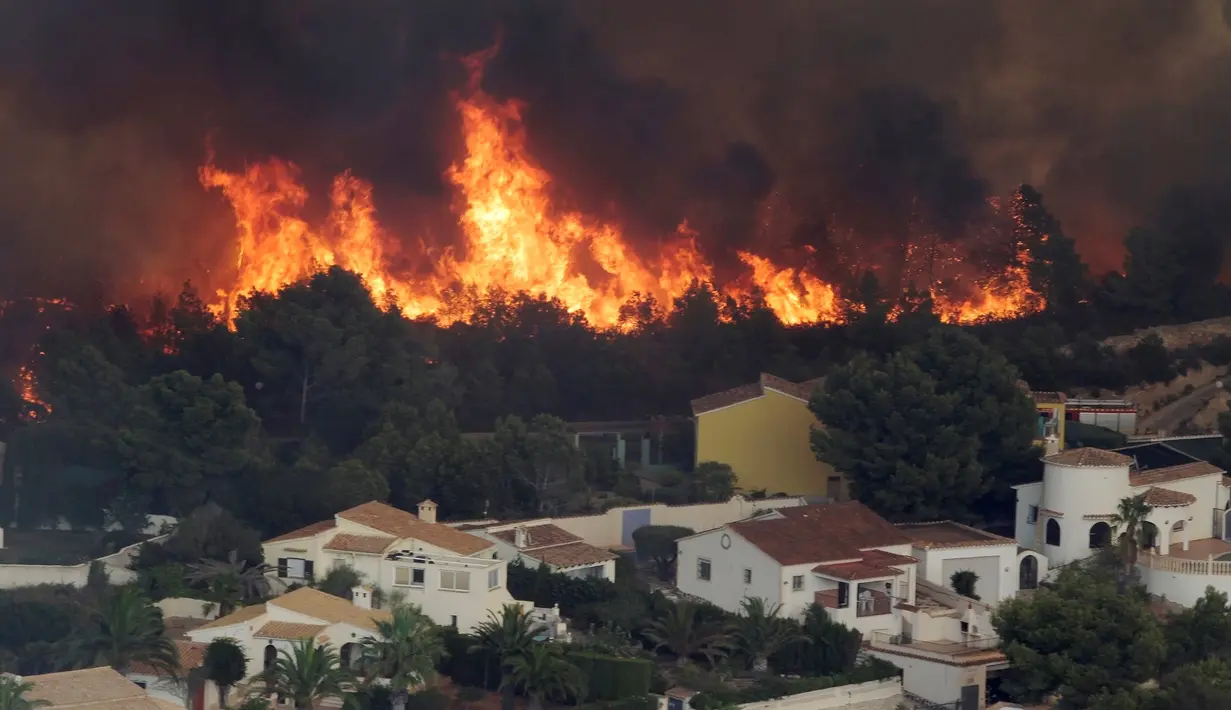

{"left": 1, "top": 0, "right": 1229, "bottom": 302}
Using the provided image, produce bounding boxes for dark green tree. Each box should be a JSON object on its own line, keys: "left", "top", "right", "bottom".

{"left": 643, "top": 601, "right": 729, "bottom": 667}
{"left": 71, "top": 588, "right": 179, "bottom": 675}
{"left": 727, "top": 598, "right": 807, "bottom": 673}
{"left": 259, "top": 639, "right": 354, "bottom": 710}
{"left": 1164, "top": 587, "right": 1231, "bottom": 671}
{"left": 688, "top": 462, "right": 736, "bottom": 503}
{"left": 117, "top": 371, "right": 265, "bottom": 513}
{"left": 630, "top": 526, "right": 694, "bottom": 581}
{"left": 1011, "top": 185, "right": 1088, "bottom": 318}
{"left": 203, "top": 637, "right": 247, "bottom": 708}
{"left": 769, "top": 604, "right": 862, "bottom": 677}
{"left": 993, "top": 566, "right": 1165, "bottom": 708}
{"left": 470, "top": 605, "right": 544, "bottom": 710}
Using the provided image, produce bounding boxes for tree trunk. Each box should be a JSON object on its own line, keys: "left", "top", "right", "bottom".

{"left": 219, "top": 684, "right": 230, "bottom": 708}
{"left": 528, "top": 696, "right": 544, "bottom": 710}
{"left": 752, "top": 655, "right": 769, "bottom": 673}
{"left": 501, "top": 675, "right": 516, "bottom": 710}
{"left": 299, "top": 367, "right": 310, "bottom": 424}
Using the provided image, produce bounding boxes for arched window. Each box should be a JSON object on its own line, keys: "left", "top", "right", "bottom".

{"left": 1088, "top": 522, "right": 1111, "bottom": 549}
{"left": 1045, "top": 518, "right": 1061, "bottom": 546}
{"left": 263, "top": 644, "right": 277, "bottom": 672}
{"left": 1172, "top": 520, "right": 1185, "bottom": 532}
{"left": 341, "top": 642, "right": 356, "bottom": 669}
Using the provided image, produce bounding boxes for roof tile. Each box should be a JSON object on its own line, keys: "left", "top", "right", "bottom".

{"left": 491, "top": 524, "right": 582, "bottom": 549}
{"left": 265, "top": 519, "right": 337, "bottom": 543}
{"left": 1141, "top": 486, "right": 1198, "bottom": 507}
{"left": 690, "top": 373, "right": 823, "bottom": 415}
{"left": 1042, "top": 447, "right": 1134, "bottom": 467}
{"left": 531, "top": 542, "right": 618, "bottom": 569}
{"left": 193, "top": 603, "right": 267, "bottom": 631}
{"left": 255, "top": 621, "right": 328, "bottom": 640}
{"left": 269, "top": 587, "right": 391, "bottom": 632}
{"left": 898, "top": 521, "right": 1015, "bottom": 549}
{"left": 129, "top": 640, "right": 206, "bottom": 677}
{"left": 1131, "top": 461, "right": 1225, "bottom": 487}
{"left": 337, "top": 501, "right": 493, "bottom": 556}
{"left": 728, "top": 501, "right": 912, "bottom": 565}
{"left": 323, "top": 533, "right": 396, "bottom": 554}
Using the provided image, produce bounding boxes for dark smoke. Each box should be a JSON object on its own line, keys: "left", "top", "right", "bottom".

{"left": 0, "top": 0, "right": 1228, "bottom": 303}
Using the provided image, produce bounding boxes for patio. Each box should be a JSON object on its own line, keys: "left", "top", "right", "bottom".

{"left": 1165, "top": 537, "right": 1231, "bottom": 561}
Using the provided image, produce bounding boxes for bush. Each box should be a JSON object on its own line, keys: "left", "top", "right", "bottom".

{"left": 507, "top": 561, "right": 618, "bottom": 615}
{"left": 438, "top": 628, "right": 500, "bottom": 690}
{"left": 770, "top": 604, "right": 862, "bottom": 677}
{"left": 568, "top": 652, "right": 653, "bottom": 701}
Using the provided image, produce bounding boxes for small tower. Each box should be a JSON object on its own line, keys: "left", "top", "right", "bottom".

{"left": 417, "top": 499, "right": 438, "bottom": 524}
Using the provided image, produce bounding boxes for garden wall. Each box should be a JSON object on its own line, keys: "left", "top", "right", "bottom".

{"left": 0, "top": 534, "right": 168, "bottom": 589}
{"left": 735, "top": 679, "right": 904, "bottom": 710}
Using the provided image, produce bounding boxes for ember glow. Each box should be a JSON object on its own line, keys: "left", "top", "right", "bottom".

{"left": 199, "top": 45, "right": 1044, "bottom": 328}
{"left": 15, "top": 365, "right": 49, "bottom": 421}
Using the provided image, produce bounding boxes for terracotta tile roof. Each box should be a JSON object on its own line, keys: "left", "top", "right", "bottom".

{"left": 491, "top": 524, "right": 582, "bottom": 549}
{"left": 531, "top": 542, "right": 618, "bottom": 569}
{"left": 1130, "top": 461, "right": 1224, "bottom": 487}
{"left": 1141, "top": 486, "right": 1198, "bottom": 507}
{"left": 323, "top": 533, "right": 396, "bottom": 554}
{"left": 337, "top": 501, "right": 493, "bottom": 555}
{"left": 690, "top": 373, "right": 823, "bottom": 415}
{"left": 128, "top": 640, "right": 206, "bottom": 677}
{"left": 813, "top": 550, "right": 917, "bottom": 580}
{"left": 269, "top": 587, "right": 391, "bottom": 632}
{"left": 25, "top": 667, "right": 183, "bottom": 709}
{"left": 728, "top": 501, "right": 912, "bottom": 565}
{"left": 1042, "top": 447, "right": 1134, "bottom": 468}
{"left": 193, "top": 603, "right": 267, "bottom": 631}
{"left": 162, "top": 616, "right": 207, "bottom": 640}
{"left": 1039, "top": 508, "right": 1063, "bottom": 517}
{"left": 255, "top": 621, "right": 329, "bottom": 640}
{"left": 1029, "top": 391, "right": 1067, "bottom": 404}
{"left": 898, "top": 521, "right": 1015, "bottom": 549}
{"left": 265, "top": 519, "right": 337, "bottom": 543}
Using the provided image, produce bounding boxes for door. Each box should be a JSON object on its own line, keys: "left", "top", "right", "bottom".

{"left": 1019, "top": 555, "right": 1038, "bottom": 590}
{"left": 1223, "top": 509, "right": 1231, "bottom": 542}
{"left": 959, "top": 684, "right": 980, "bottom": 710}
{"left": 621, "top": 508, "right": 652, "bottom": 547}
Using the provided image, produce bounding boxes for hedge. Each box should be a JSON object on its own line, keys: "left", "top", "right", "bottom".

{"left": 438, "top": 629, "right": 501, "bottom": 690}
{"left": 568, "top": 652, "right": 653, "bottom": 701}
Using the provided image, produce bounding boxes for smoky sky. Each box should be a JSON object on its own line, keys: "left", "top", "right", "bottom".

{"left": 1, "top": 0, "right": 1230, "bottom": 302}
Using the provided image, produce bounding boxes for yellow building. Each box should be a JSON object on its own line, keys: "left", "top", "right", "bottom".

{"left": 691, "top": 373, "right": 845, "bottom": 498}
{"left": 1019, "top": 381, "right": 1066, "bottom": 450}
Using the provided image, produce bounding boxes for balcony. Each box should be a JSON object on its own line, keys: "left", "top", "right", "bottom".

{"left": 856, "top": 596, "right": 893, "bottom": 617}
{"left": 868, "top": 631, "right": 1002, "bottom": 664}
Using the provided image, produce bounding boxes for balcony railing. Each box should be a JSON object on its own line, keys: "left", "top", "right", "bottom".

{"left": 1139, "top": 551, "right": 1231, "bottom": 576}
{"left": 855, "top": 596, "right": 893, "bottom": 617}
{"left": 869, "top": 631, "right": 999, "bottom": 654}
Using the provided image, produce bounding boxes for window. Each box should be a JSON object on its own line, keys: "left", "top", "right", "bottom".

{"left": 413, "top": 568, "right": 425, "bottom": 586}
{"left": 277, "top": 558, "right": 313, "bottom": 580}
{"left": 451, "top": 615, "right": 458, "bottom": 628}
{"left": 826, "top": 476, "right": 842, "bottom": 501}
{"left": 960, "top": 621, "right": 970, "bottom": 635}
{"left": 394, "top": 567, "right": 410, "bottom": 586}
{"left": 792, "top": 575, "right": 804, "bottom": 591}
{"left": 743, "top": 568, "right": 752, "bottom": 584}
{"left": 1173, "top": 520, "right": 1185, "bottom": 532}
{"left": 441, "top": 570, "right": 471, "bottom": 591}
{"left": 837, "top": 582, "right": 850, "bottom": 608}
{"left": 1089, "top": 522, "right": 1111, "bottom": 549}
{"left": 697, "top": 558, "right": 712, "bottom": 581}
{"left": 1026, "top": 505, "right": 1038, "bottom": 525}
{"left": 488, "top": 569, "right": 500, "bottom": 589}
{"left": 1045, "top": 518, "right": 1061, "bottom": 546}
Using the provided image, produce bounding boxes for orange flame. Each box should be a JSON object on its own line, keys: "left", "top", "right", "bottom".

{"left": 15, "top": 365, "right": 49, "bottom": 421}
{"left": 199, "top": 45, "right": 1044, "bottom": 328}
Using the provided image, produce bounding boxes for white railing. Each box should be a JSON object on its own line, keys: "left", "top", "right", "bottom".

{"left": 1139, "top": 552, "right": 1231, "bottom": 576}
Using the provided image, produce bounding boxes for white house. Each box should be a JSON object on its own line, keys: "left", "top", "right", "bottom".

{"left": 898, "top": 520, "right": 1046, "bottom": 603}
{"left": 262, "top": 500, "right": 496, "bottom": 586}
{"left": 474, "top": 523, "right": 618, "bottom": 580}
{"left": 126, "top": 639, "right": 220, "bottom": 710}
{"left": 676, "top": 502, "right": 1011, "bottom": 708}
{"left": 1015, "top": 445, "right": 1231, "bottom": 607}
{"left": 23, "top": 666, "right": 186, "bottom": 709}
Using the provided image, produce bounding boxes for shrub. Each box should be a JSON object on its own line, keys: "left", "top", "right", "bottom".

{"left": 568, "top": 652, "right": 653, "bottom": 701}
{"left": 769, "top": 604, "right": 863, "bottom": 677}
{"left": 690, "top": 659, "right": 899, "bottom": 710}
{"left": 406, "top": 688, "right": 449, "bottom": 710}
{"left": 438, "top": 628, "right": 500, "bottom": 690}
{"left": 507, "top": 561, "right": 618, "bottom": 615}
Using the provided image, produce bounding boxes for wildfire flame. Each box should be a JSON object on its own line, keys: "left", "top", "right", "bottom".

{"left": 196, "top": 44, "right": 1042, "bottom": 328}
{"left": 15, "top": 365, "right": 49, "bottom": 421}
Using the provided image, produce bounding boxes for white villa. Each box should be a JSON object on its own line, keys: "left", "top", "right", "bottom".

{"left": 676, "top": 502, "right": 1023, "bottom": 708}
{"left": 261, "top": 500, "right": 528, "bottom": 632}
{"left": 470, "top": 523, "right": 618, "bottom": 581}
{"left": 1015, "top": 444, "right": 1231, "bottom": 607}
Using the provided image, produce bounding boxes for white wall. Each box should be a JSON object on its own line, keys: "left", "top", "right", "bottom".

{"left": 324, "top": 551, "right": 384, "bottom": 585}
{"left": 156, "top": 597, "right": 219, "bottom": 620}
{"left": 676, "top": 528, "right": 783, "bottom": 614}
{"left": 1014, "top": 483, "right": 1042, "bottom": 550}
{"left": 1041, "top": 462, "right": 1130, "bottom": 567}
{"left": 0, "top": 534, "right": 167, "bottom": 589}
{"left": 917, "top": 545, "right": 1015, "bottom": 603}
{"left": 865, "top": 650, "right": 986, "bottom": 707}
{"left": 377, "top": 557, "right": 524, "bottom": 632}
{"left": 940, "top": 555, "right": 1004, "bottom": 603}
{"left": 1137, "top": 564, "right": 1231, "bottom": 608}
{"left": 734, "top": 678, "right": 903, "bottom": 710}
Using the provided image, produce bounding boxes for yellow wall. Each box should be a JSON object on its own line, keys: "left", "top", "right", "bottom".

{"left": 694, "top": 391, "right": 842, "bottom": 497}
{"left": 1034, "top": 402, "right": 1066, "bottom": 450}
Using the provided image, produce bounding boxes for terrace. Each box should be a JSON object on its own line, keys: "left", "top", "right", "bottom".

{"left": 867, "top": 631, "right": 1005, "bottom": 665}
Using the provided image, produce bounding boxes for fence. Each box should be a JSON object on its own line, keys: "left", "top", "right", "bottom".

{"left": 734, "top": 679, "right": 903, "bottom": 710}
{"left": 1139, "top": 551, "right": 1231, "bottom": 576}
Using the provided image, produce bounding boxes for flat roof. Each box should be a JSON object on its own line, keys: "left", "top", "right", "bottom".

{"left": 897, "top": 521, "right": 1014, "bottom": 549}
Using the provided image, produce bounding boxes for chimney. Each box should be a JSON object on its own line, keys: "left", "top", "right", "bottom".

{"left": 514, "top": 525, "right": 528, "bottom": 549}
{"left": 1043, "top": 434, "right": 1061, "bottom": 456}
{"left": 417, "top": 499, "right": 438, "bottom": 524}
{"left": 351, "top": 585, "right": 372, "bottom": 610}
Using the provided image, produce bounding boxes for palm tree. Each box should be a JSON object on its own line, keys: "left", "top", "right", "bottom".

{"left": 203, "top": 637, "right": 247, "bottom": 708}
{"left": 1111, "top": 493, "right": 1155, "bottom": 586}
{"left": 0, "top": 675, "right": 50, "bottom": 710}
{"left": 470, "top": 605, "right": 545, "bottom": 710}
{"left": 72, "top": 587, "right": 179, "bottom": 675}
{"left": 188, "top": 551, "right": 275, "bottom": 616}
{"left": 360, "top": 605, "right": 444, "bottom": 710}
{"left": 727, "top": 598, "right": 808, "bottom": 673}
{"left": 643, "top": 601, "right": 729, "bottom": 666}
{"left": 504, "top": 645, "right": 583, "bottom": 710}
{"left": 255, "top": 639, "right": 355, "bottom": 710}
